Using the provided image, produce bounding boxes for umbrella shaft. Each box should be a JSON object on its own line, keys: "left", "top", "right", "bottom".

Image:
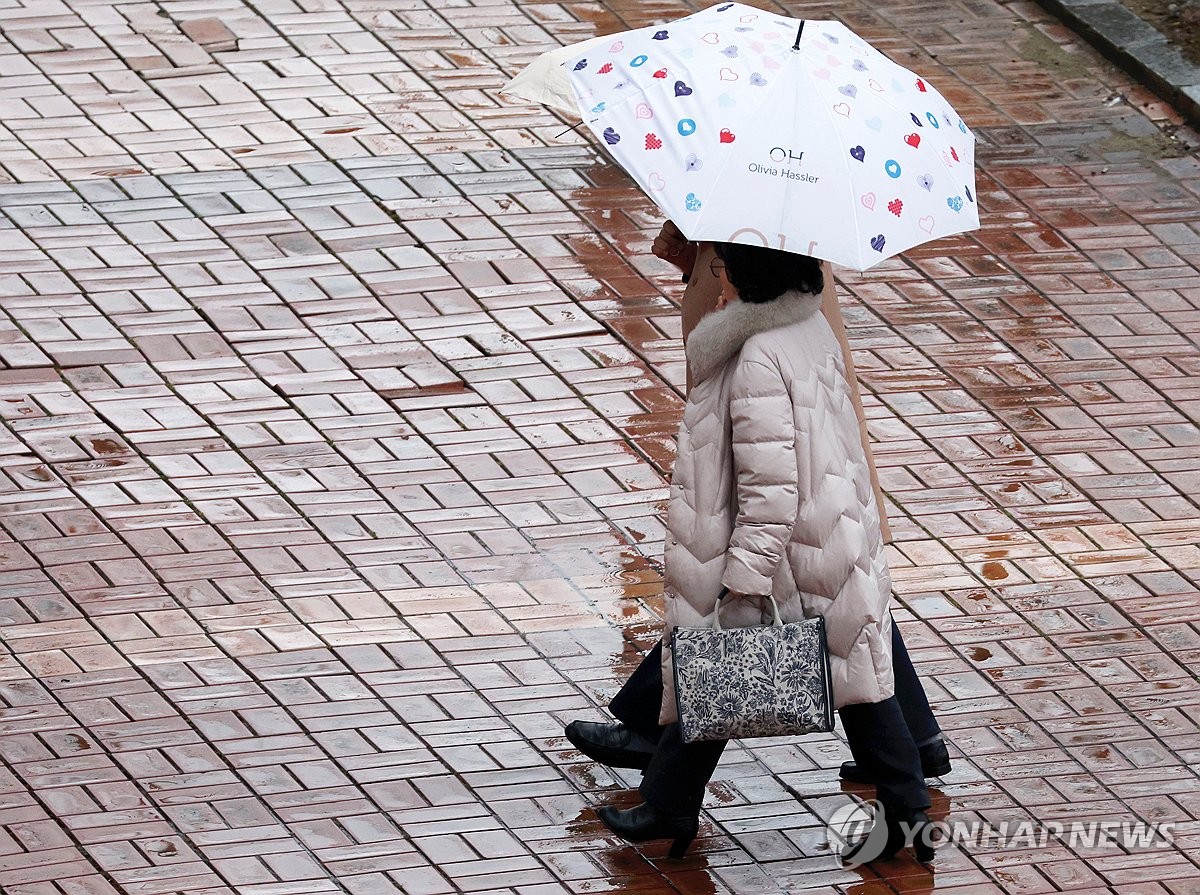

{"left": 792, "top": 21, "right": 804, "bottom": 51}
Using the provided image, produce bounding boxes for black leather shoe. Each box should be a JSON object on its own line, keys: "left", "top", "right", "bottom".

{"left": 840, "top": 737, "right": 952, "bottom": 784}
{"left": 597, "top": 802, "right": 699, "bottom": 859}
{"left": 841, "top": 806, "right": 936, "bottom": 866}
{"left": 565, "top": 721, "right": 656, "bottom": 771}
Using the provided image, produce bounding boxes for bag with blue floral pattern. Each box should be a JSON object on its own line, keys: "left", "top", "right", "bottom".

{"left": 672, "top": 590, "right": 835, "bottom": 743}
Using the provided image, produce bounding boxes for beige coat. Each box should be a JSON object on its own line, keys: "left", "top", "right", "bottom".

{"left": 682, "top": 251, "right": 891, "bottom": 541}
{"left": 660, "top": 290, "right": 895, "bottom": 724}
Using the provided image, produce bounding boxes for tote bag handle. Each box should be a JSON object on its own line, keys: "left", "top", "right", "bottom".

{"left": 711, "top": 588, "right": 785, "bottom": 632}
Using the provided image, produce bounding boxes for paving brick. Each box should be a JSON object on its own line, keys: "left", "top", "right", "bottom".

{"left": 1, "top": 0, "right": 1200, "bottom": 892}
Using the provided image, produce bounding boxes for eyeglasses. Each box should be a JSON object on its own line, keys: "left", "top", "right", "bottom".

{"left": 709, "top": 256, "right": 726, "bottom": 278}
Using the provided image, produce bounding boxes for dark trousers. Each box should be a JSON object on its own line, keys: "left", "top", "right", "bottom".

{"left": 888, "top": 620, "right": 941, "bottom": 745}
{"left": 609, "top": 619, "right": 938, "bottom": 816}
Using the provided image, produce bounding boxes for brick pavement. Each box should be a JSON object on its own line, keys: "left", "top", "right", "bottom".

{"left": 1, "top": 0, "right": 1199, "bottom": 893}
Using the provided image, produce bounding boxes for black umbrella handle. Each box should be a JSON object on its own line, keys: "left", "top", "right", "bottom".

{"left": 792, "top": 21, "right": 805, "bottom": 52}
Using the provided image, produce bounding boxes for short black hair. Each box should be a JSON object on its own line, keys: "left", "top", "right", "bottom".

{"left": 711, "top": 242, "right": 824, "bottom": 304}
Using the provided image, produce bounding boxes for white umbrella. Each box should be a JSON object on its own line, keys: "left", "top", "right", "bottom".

{"left": 502, "top": 34, "right": 611, "bottom": 115}
{"left": 502, "top": 2, "right": 979, "bottom": 270}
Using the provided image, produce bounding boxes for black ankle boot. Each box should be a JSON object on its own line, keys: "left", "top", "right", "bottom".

{"left": 840, "top": 737, "right": 952, "bottom": 784}
{"left": 597, "top": 802, "right": 699, "bottom": 858}
{"left": 565, "top": 721, "right": 657, "bottom": 771}
{"left": 841, "top": 805, "right": 936, "bottom": 866}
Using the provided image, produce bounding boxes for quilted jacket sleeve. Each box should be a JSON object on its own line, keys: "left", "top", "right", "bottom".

{"left": 722, "top": 353, "right": 800, "bottom": 596}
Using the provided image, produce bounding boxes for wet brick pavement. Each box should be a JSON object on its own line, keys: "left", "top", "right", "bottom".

{"left": 1, "top": 0, "right": 1200, "bottom": 893}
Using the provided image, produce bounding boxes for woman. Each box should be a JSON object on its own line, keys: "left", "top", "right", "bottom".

{"left": 573, "top": 238, "right": 936, "bottom": 863}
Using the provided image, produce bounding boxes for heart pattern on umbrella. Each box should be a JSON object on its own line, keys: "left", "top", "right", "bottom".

{"left": 536, "top": 2, "right": 977, "bottom": 270}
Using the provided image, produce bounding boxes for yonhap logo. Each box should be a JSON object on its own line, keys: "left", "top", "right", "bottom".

{"left": 826, "top": 799, "right": 938, "bottom": 866}
{"left": 825, "top": 798, "right": 1176, "bottom": 867}
{"left": 826, "top": 799, "right": 882, "bottom": 865}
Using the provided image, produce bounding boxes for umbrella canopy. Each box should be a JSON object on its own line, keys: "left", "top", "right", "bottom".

{"left": 502, "top": 2, "right": 979, "bottom": 271}
{"left": 502, "top": 34, "right": 611, "bottom": 115}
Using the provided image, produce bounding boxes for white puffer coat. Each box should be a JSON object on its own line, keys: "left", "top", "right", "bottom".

{"left": 659, "top": 289, "right": 895, "bottom": 724}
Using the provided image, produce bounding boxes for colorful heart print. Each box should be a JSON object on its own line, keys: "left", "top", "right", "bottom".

{"left": 636, "top": 103, "right": 653, "bottom": 119}
{"left": 720, "top": 68, "right": 738, "bottom": 81}
{"left": 720, "top": 128, "right": 735, "bottom": 143}
{"left": 702, "top": 32, "right": 719, "bottom": 44}
{"left": 918, "top": 215, "right": 935, "bottom": 233}
{"left": 646, "top": 133, "right": 663, "bottom": 150}
{"left": 718, "top": 2, "right": 733, "bottom": 9}
{"left": 905, "top": 133, "right": 921, "bottom": 148}
{"left": 870, "top": 234, "right": 885, "bottom": 252}
{"left": 839, "top": 84, "right": 857, "bottom": 98}
{"left": 685, "top": 192, "right": 702, "bottom": 211}
{"left": 649, "top": 172, "right": 666, "bottom": 190}
{"left": 823, "top": 32, "right": 839, "bottom": 42}
{"left": 750, "top": 72, "right": 767, "bottom": 86}
{"left": 609, "top": 41, "right": 623, "bottom": 52}
{"left": 861, "top": 192, "right": 876, "bottom": 210}
{"left": 718, "top": 93, "right": 736, "bottom": 107}
{"left": 850, "top": 145, "right": 866, "bottom": 162}
{"left": 965, "top": 185, "right": 974, "bottom": 202}
{"left": 722, "top": 45, "right": 738, "bottom": 57}
{"left": 853, "top": 59, "right": 867, "bottom": 71}
{"left": 598, "top": 62, "right": 613, "bottom": 74}
{"left": 910, "top": 113, "right": 923, "bottom": 128}
{"left": 916, "top": 78, "right": 927, "bottom": 92}
{"left": 866, "top": 117, "right": 882, "bottom": 131}
{"left": 813, "top": 67, "right": 830, "bottom": 80}
{"left": 603, "top": 127, "right": 620, "bottom": 145}
{"left": 677, "top": 118, "right": 696, "bottom": 136}
{"left": 887, "top": 199, "right": 903, "bottom": 216}
{"left": 918, "top": 174, "right": 933, "bottom": 191}
{"left": 653, "top": 30, "right": 669, "bottom": 40}
{"left": 675, "top": 80, "right": 693, "bottom": 96}
{"left": 947, "top": 195, "right": 963, "bottom": 211}
{"left": 950, "top": 147, "right": 960, "bottom": 161}
{"left": 833, "top": 103, "right": 850, "bottom": 117}
{"left": 653, "top": 68, "right": 668, "bottom": 78}
{"left": 574, "top": 59, "right": 587, "bottom": 71}
{"left": 685, "top": 153, "right": 703, "bottom": 171}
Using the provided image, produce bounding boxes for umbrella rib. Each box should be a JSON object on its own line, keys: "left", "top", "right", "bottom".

{"left": 693, "top": 31, "right": 807, "bottom": 247}
{"left": 780, "top": 24, "right": 864, "bottom": 269}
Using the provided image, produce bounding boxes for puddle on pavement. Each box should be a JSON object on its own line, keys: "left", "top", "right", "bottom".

{"left": 980, "top": 562, "right": 1009, "bottom": 581}
{"left": 89, "top": 437, "right": 126, "bottom": 455}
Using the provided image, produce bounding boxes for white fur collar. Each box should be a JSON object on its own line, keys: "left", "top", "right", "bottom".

{"left": 686, "top": 290, "right": 822, "bottom": 383}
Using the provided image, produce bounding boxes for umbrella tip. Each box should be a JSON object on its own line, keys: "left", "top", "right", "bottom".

{"left": 792, "top": 21, "right": 804, "bottom": 51}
